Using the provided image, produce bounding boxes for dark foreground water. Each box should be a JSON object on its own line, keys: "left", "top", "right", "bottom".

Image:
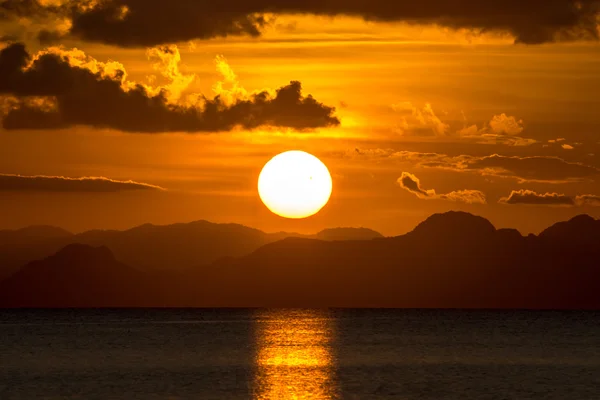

{"left": 0, "top": 309, "right": 599, "bottom": 399}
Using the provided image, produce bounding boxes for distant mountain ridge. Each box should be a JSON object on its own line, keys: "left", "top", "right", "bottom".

{"left": 0, "top": 220, "right": 383, "bottom": 279}
{"left": 0, "top": 244, "right": 162, "bottom": 307}
{"left": 1, "top": 212, "right": 599, "bottom": 308}
{"left": 0, "top": 225, "right": 74, "bottom": 281}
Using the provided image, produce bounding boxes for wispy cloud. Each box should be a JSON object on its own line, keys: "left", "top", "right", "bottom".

{"left": 350, "top": 149, "right": 600, "bottom": 184}
{"left": 397, "top": 172, "right": 486, "bottom": 204}
{"left": 0, "top": 174, "right": 164, "bottom": 192}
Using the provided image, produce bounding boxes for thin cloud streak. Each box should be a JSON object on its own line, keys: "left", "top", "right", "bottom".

{"left": 351, "top": 149, "right": 600, "bottom": 183}
{"left": 0, "top": 173, "right": 165, "bottom": 192}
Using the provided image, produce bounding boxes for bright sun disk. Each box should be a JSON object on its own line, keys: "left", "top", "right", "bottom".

{"left": 258, "top": 151, "right": 332, "bottom": 219}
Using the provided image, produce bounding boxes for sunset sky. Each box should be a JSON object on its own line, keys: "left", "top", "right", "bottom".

{"left": 1, "top": 0, "right": 600, "bottom": 235}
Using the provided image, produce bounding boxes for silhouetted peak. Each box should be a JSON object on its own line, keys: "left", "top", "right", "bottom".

{"left": 9, "top": 244, "right": 124, "bottom": 284}
{"left": 126, "top": 220, "right": 264, "bottom": 236}
{"left": 315, "top": 227, "right": 383, "bottom": 241}
{"left": 51, "top": 243, "right": 116, "bottom": 265}
{"left": 0, "top": 225, "right": 72, "bottom": 238}
{"left": 539, "top": 214, "right": 599, "bottom": 241}
{"left": 568, "top": 214, "right": 596, "bottom": 224}
{"left": 409, "top": 211, "right": 496, "bottom": 238}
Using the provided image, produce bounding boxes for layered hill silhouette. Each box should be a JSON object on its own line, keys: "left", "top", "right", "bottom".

{"left": 1, "top": 212, "right": 599, "bottom": 308}
{"left": 0, "top": 225, "right": 73, "bottom": 280}
{"left": 0, "top": 221, "right": 382, "bottom": 279}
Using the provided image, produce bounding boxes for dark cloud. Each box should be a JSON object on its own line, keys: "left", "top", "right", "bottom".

{"left": 66, "top": 0, "right": 600, "bottom": 46}
{"left": 398, "top": 172, "right": 432, "bottom": 198}
{"left": 466, "top": 154, "right": 600, "bottom": 183}
{"left": 0, "top": 34, "right": 18, "bottom": 42}
{"left": 500, "top": 190, "right": 600, "bottom": 206}
{"left": 397, "top": 171, "right": 486, "bottom": 204}
{"left": 575, "top": 194, "right": 600, "bottom": 206}
{"left": 0, "top": 0, "right": 59, "bottom": 20}
{"left": 37, "top": 29, "right": 66, "bottom": 45}
{"left": 2, "top": 0, "right": 600, "bottom": 46}
{"left": 0, "top": 43, "right": 339, "bottom": 132}
{"left": 498, "top": 190, "right": 600, "bottom": 207}
{"left": 0, "top": 173, "right": 164, "bottom": 192}
{"left": 351, "top": 149, "right": 600, "bottom": 184}
{"left": 499, "top": 190, "right": 575, "bottom": 206}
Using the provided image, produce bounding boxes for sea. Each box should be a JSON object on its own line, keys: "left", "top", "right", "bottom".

{"left": 0, "top": 309, "right": 598, "bottom": 399}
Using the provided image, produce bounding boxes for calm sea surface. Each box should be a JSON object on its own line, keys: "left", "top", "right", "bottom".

{"left": 0, "top": 309, "right": 599, "bottom": 399}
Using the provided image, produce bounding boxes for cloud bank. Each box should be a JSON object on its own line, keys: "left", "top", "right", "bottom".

{"left": 2, "top": 0, "right": 599, "bottom": 46}
{"left": 0, "top": 43, "right": 340, "bottom": 132}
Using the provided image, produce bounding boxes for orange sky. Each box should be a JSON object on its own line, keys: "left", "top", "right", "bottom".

{"left": 1, "top": 4, "right": 600, "bottom": 235}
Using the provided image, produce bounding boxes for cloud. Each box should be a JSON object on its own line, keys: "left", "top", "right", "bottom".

{"left": 499, "top": 189, "right": 575, "bottom": 206}
{"left": 211, "top": 54, "right": 248, "bottom": 105}
{"left": 2, "top": 0, "right": 599, "bottom": 46}
{"left": 350, "top": 149, "right": 600, "bottom": 183}
{"left": 397, "top": 172, "right": 486, "bottom": 204}
{"left": 489, "top": 113, "right": 524, "bottom": 135}
{"left": 392, "top": 102, "right": 449, "bottom": 136}
{"left": 562, "top": 144, "right": 575, "bottom": 150}
{"left": 390, "top": 105, "right": 533, "bottom": 146}
{"left": 458, "top": 113, "right": 533, "bottom": 146}
{"left": 398, "top": 172, "right": 435, "bottom": 198}
{"left": 465, "top": 154, "right": 598, "bottom": 183}
{"left": 0, "top": 43, "right": 340, "bottom": 132}
{"left": 0, "top": 173, "right": 164, "bottom": 192}
{"left": 500, "top": 190, "right": 600, "bottom": 207}
{"left": 575, "top": 194, "right": 600, "bottom": 206}
{"left": 145, "top": 45, "right": 195, "bottom": 102}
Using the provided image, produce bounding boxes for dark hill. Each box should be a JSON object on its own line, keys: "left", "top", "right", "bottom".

{"left": 0, "top": 244, "right": 144, "bottom": 307}
{"left": 0, "top": 221, "right": 383, "bottom": 276}
{"left": 196, "top": 212, "right": 600, "bottom": 308}
{"left": 1, "top": 212, "right": 599, "bottom": 308}
{"left": 0, "top": 226, "right": 74, "bottom": 280}
{"left": 410, "top": 211, "right": 496, "bottom": 238}
{"left": 539, "top": 214, "right": 600, "bottom": 248}
{"left": 0, "top": 225, "right": 72, "bottom": 240}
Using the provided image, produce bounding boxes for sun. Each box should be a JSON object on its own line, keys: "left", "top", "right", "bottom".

{"left": 258, "top": 151, "right": 333, "bottom": 219}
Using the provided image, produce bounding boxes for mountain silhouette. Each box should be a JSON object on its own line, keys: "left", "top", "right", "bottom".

{"left": 0, "top": 221, "right": 383, "bottom": 278}
{"left": 539, "top": 214, "right": 600, "bottom": 248}
{"left": 0, "top": 212, "right": 599, "bottom": 308}
{"left": 0, "top": 225, "right": 72, "bottom": 240}
{"left": 0, "top": 225, "right": 73, "bottom": 280}
{"left": 409, "top": 211, "right": 496, "bottom": 239}
{"left": 202, "top": 212, "right": 599, "bottom": 308}
{"left": 0, "top": 244, "right": 144, "bottom": 307}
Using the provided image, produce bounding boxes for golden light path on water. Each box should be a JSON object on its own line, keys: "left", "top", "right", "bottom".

{"left": 253, "top": 310, "right": 338, "bottom": 399}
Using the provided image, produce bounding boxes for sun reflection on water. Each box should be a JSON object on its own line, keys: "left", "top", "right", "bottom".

{"left": 253, "top": 309, "right": 338, "bottom": 399}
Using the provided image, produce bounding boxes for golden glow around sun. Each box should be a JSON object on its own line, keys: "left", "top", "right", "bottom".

{"left": 258, "top": 150, "right": 333, "bottom": 219}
